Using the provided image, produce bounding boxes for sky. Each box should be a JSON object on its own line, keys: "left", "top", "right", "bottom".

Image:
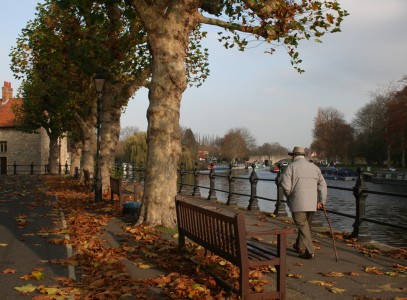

{"left": 1, "top": 1, "right": 407, "bottom": 150}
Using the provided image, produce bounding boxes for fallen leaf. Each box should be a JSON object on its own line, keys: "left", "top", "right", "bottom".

{"left": 0, "top": 243, "right": 8, "bottom": 247}
{"left": 287, "top": 273, "right": 303, "bottom": 279}
{"left": 39, "top": 287, "right": 59, "bottom": 295}
{"left": 344, "top": 271, "right": 360, "bottom": 276}
{"left": 380, "top": 283, "right": 407, "bottom": 293}
{"left": 3, "top": 268, "right": 17, "bottom": 274}
{"left": 14, "top": 283, "right": 37, "bottom": 294}
{"left": 308, "top": 280, "right": 336, "bottom": 287}
{"left": 364, "top": 266, "right": 383, "bottom": 275}
{"left": 319, "top": 271, "right": 345, "bottom": 277}
{"left": 20, "top": 274, "right": 31, "bottom": 280}
{"left": 327, "top": 287, "right": 346, "bottom": 294}
{"left": 31, "top": 270, "right": 45, "bottom": 280}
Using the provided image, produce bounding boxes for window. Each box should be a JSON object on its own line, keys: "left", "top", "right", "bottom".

{"left": 0, "top": 141, "right": 7, "bottom": 153}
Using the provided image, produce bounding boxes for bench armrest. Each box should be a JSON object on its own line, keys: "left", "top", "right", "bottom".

{"left": 246, "top": 228, "right": 295, "bottom": 236}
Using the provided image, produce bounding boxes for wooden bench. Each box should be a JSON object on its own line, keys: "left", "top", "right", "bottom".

{"left": 110, "top": 177, "right": 141, "bottom": 211}
{"left": 175, "top": 198, "right": 293, "bottom": 300}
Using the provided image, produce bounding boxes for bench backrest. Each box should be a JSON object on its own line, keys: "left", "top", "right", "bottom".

{"left": 176, "top": 199, "right": 247, "bottom": 266}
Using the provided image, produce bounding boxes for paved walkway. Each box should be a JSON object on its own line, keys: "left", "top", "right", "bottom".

{"left": 1, "top": 176, "right": 406, "bottom": 299}
{"left": 0, "top": 175, "right": 70, "bottom": 300}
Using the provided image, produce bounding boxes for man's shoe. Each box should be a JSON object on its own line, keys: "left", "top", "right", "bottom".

{"left": 299, "top": 252, "right": 315, "bottom": 260}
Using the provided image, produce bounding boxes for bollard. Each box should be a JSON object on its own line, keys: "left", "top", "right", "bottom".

{"left": 226, "top": 163, "right": 238, "bottom": 206}
{"left": 58, "top": 163, "right": 61, "bottom": 174}
{"left": 274, "top": 171, "right": 288, "bottom": 217}
{"left": 207, "top": 163, "right": 217, "bottom": 200}
{"left": 192, "top": 162, "right": 201, "bottom": 197}
{"left": 248, "top": 163, "right": 259, "bottom": 210}
{"left": 31, "top": 162, "right": 34, "bottom": 175}
{"left": 65, "top": 161, "right": 69, "bottom": 174}
{"left": 351, "top": 167, "right": 372, "bottom": 242}
{"left": 74, "top": 167, "right": 79, "bottom": 179}
{"left": 178, "top": 163, "right": 186, "bottom": 194}
{"left": 13, "top": 161, "right": 17, "bottom": 175}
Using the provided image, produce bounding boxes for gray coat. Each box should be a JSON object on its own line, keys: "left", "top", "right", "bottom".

{"left": 280, "top": 157, "right": 327, "bottom": 212}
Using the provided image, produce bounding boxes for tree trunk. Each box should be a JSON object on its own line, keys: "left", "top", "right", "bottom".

{"left": 133, "top": 2, "right": 200, "bottom": 227}
{"left": 69, "top": 137, "right": 82, "bottom": 176}
{"left": 73, "top": 111, "right": 96, "bottom": 181}
{"left": 99, "top": 77, "right": 150, "bottom": 192}
{"left": 48, "top": 135, "right": 60, "bottom": 174}
{"left": 100, "top": 82, "right": 123, "bottom": 193}
{"left": 81, "top": 120, "right": 96, "bottom": 181}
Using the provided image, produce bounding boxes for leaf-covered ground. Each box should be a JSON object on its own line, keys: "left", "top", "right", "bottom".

{"left": 42, "top": 176, "right": 258, "bottom": 299}
{"left": 6, "top": 176, "right": 406, "bottom": 300}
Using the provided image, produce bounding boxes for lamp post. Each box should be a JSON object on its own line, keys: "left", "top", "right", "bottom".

{"left": 94, "top": 73, "right": 105, "bottom": 202}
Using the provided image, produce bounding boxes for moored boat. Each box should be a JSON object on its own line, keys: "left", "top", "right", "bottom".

{"left": 321, "top": 167, "right": 357, "bottom": 181}
{"left": 371, "top": 171, "right": 407, "bottom": 185}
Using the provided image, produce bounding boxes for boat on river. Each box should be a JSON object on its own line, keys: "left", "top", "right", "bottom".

{"left": 321, "top": 167, "right": 357, "bottom": 181}
{"left": 371, "top": 171, "right": 407, "bottom": 185}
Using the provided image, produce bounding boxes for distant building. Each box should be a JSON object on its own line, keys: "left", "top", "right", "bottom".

{"left": 0, "top": 81, "right": 69, "bottom": 174}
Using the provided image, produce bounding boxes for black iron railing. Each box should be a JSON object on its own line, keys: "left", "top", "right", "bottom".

{"left": 3, "top": 161, "right": 70, "bottom": 175}
{"left": 177, "top": 163, "right": 407, "bottom": 244}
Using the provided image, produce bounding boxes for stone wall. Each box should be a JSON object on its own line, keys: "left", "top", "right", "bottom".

{"left": 0, "top": 127, "right": 70, "bottom": 174}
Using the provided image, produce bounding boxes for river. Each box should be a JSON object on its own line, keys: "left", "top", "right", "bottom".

{"left": 183, "top": 169, "right": 407, "bottom": 249}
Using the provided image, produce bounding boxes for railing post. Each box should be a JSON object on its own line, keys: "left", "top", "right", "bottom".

{"left": 178, "top": 162, "right": 186, "bottom": 194}
{"left": 31, "top": 162, "right": 34, "bottom": 175}
{"left": 351, "top": 167, "right": 372, "bottom": 242}
{"left": 226, "top": 163, "right": 237, "bottom": 206}
{"left": 58, "top": 163, "right": 62, "bottom": 174}
{"left": 192, "top": 162, "right": 201, "bottom": 197}
{"left": 207, "top": 163, "right": 217, "bottom": 200}
{"left": 125, "top": 163, "right": 130, "bottom": 180}
{"left": 139, "top": 162, "right": 144, "bottom": 183}
{"left": 13, "top": 161, "right": 17, "bottom": 175}
{"left": 248, "top": 163, "right": 259, "bottom": 210}
{"left": 65, "top": 161, "right": 69, "bottom": 174}
{"left": 274, "top": 170, "right": 288, "bottom": 217}
{"left": 132, "top": 161, "right": 136, "bottom": 181}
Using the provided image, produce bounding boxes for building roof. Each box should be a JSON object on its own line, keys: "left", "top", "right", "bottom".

{"left": 0, "top": 98, "right": 20, "bottom": 128}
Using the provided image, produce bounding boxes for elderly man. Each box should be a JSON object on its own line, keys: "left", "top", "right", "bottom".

{"left": 281, "top": 146, "right": 327, "bottom": 259}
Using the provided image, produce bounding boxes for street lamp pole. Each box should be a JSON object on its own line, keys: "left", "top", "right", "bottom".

{"left": 94, "top": 73, "right": 105, "bottom": 202}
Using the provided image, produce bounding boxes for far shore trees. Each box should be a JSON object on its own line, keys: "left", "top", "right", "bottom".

{"left": 311, "top": 107, "right": 354, "bottom": 164}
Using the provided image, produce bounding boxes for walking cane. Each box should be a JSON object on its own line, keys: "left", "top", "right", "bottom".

{"left": 321, "top": 205, "right": 339, "bottom": 262}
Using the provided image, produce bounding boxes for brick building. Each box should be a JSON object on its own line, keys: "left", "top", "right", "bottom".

{"left": 0, "top": 81, "right": 69, "bottom": 174}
